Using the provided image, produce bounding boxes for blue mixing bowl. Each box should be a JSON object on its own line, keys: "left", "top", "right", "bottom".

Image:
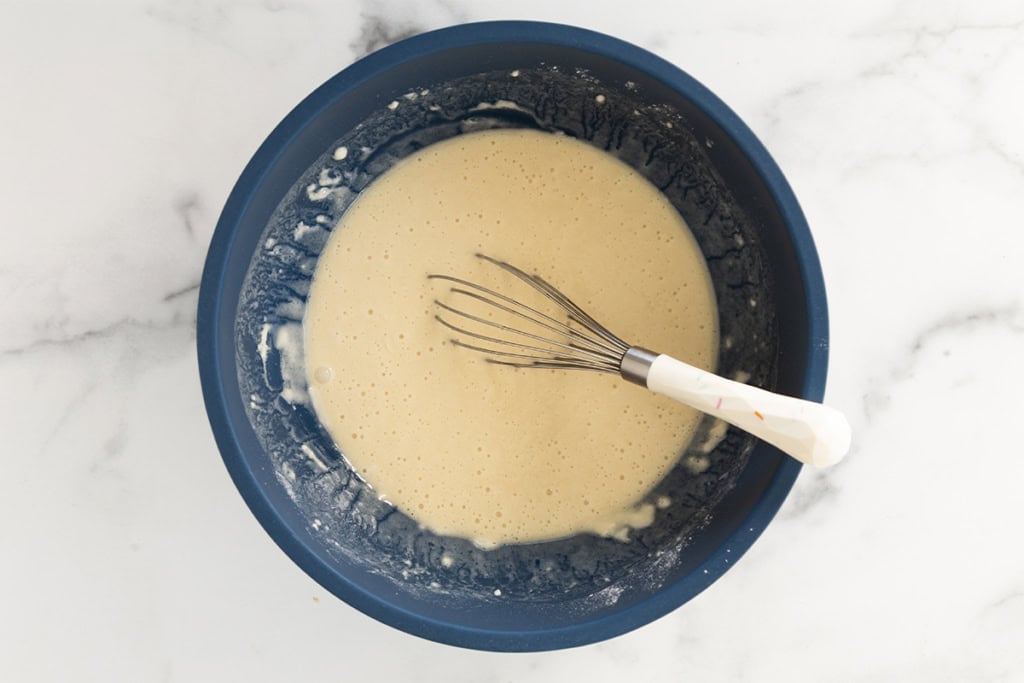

{"left": 197, "top": 21, "right": 828, "bottom": 651}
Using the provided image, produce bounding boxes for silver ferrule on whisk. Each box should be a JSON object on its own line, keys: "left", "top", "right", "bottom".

{"left": 619, "top": 347, "right": 659, "bottom": 387}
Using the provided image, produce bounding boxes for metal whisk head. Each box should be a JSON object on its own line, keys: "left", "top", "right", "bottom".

{"left": 428, "top": 254, "right": 632, "bottom": 374}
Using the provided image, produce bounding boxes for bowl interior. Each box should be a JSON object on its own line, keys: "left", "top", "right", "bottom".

{"left": 200, "top": 23, "right": 822, "bottom": 651}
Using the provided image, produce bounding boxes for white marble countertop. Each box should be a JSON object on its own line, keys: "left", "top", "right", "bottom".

{"left": 3, "top": 0, "right": 1023, "bottom": 680}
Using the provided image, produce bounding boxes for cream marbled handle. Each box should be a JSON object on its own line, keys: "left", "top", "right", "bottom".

{"left": 645, "top": 354, "right": 851, "bottom": 467}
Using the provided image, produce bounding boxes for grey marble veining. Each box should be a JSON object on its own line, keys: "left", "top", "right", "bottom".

{"left": 2, "top": 0, "right": 1023, "bottom": 680}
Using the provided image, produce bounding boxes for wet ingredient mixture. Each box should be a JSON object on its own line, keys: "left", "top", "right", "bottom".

{"left": 304, "top": 128, "right": 718, "bottom": 548}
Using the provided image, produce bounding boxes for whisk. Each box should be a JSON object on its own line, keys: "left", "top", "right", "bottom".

{"left": 429, "top": 254, "right": 850, "bottom": 467}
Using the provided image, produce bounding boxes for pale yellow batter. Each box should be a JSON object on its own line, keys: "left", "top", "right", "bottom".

{"left": 304, "top": 129, "right": 717, "bottom": 548}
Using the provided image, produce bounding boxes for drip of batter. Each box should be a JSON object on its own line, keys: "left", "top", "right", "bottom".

{"left": 304, "top": 129, "right": 718, "bottom": 548}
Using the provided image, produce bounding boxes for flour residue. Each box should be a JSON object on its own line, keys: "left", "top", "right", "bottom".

{"left": 274, "top": 322, "right": 308, "bottom": 405}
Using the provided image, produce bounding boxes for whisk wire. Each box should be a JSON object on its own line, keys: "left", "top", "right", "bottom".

{"left": 447, "top": 339, "right": 621, "bottom": 373}
{"left": 433, "top": 301, "right": 622, "bottom": 367}
{"left": 428, "top": 254, "right": 633, "bottom": 374}
{"left": 427, "top": 274, "right": 625, "bottom": 359}
{"left": 432, "top": 285, "right": 626, "bottom": 363}
{"left": 475, "top": 254, "right": 631, "bottom": 354}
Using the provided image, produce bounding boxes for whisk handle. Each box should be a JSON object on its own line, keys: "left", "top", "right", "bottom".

{"left": 642, "top": 353, "right": 851, "bottom": 467}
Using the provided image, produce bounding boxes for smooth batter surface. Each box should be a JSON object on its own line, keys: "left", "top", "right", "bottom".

{"left": 304, "top": 129, "right": 717, "bottom": 548}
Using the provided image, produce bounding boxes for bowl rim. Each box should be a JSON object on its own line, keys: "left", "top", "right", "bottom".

{"left": 197, "top": 20, "right": 828, "bottom": 651}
